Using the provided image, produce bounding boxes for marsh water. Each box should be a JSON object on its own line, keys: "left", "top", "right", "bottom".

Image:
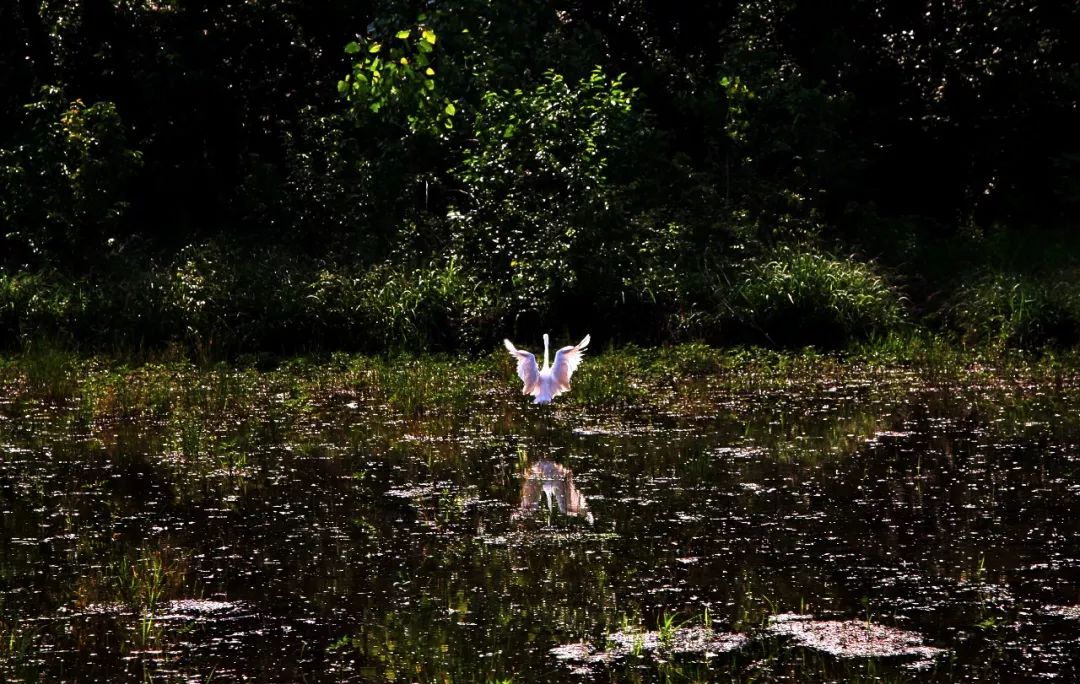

{"left": 1, "top": 359, "right": 1079, "bottom": 682}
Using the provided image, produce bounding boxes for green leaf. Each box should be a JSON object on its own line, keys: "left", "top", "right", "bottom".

{"left": 444, "top": 102, "right": 456, "bottom": 116}
{"left": 369, "top": 42, "right": 382, "bottom": 53}
{"left": 417, "top": 41, "right": 433, "bottom": 54}
{"left": 344, "top": 41, "right": 361, "bottom": 54}
{"left": 425, "top": 67, "right": 435, "bottom": 76}
{"left": 336, "top": 80, "right": 348, "bottom": 94}
{"left": 421, "top": 28, "right": 436, "bottom": 44}
{"left": 395, "top": 29, "right": 411, "bottom": 40}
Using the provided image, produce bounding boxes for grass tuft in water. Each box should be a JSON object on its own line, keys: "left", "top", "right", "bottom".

{"left": 115, "top": 553, "right": 169, "bottom": 613}
{"left": 0, "top": 619, "right": 34, "bottom": 664}
{"left": 17, "top": 343, "right": 80, "bottom": 401}
{"left": 657, "top": 610, "right": 679, "bottom": 648}
{"left": 73, "top": 548, "right": 187, "bottom": 617}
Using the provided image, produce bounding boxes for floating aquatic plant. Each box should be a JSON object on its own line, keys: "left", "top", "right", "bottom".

{"left": 768, "top": 613, "right": 945, "bottom": 664}
{"left": 552, "top": 625, "right": 747, "bottom": 671}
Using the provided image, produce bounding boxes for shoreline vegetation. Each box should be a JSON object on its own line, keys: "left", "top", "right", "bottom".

{"left": 5, "top": 229, "right": 1080, "bottom": 357}
{"left": 3, "top": 339, "right": 1076, "bottom": 425}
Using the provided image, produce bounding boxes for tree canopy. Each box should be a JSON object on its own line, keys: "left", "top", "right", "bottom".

{"left": 2, "top": 0, "right": 1078, "bottom": 353}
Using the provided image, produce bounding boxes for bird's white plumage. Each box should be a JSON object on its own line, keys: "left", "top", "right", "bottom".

{"left": 503, "top": 338, "right": 540, "bottom": 396}
{"left": 551, "top": 334, "right": 590, "bottom": 393}
{"left": 503, "top": 334, "right": 590, "bottom": 404}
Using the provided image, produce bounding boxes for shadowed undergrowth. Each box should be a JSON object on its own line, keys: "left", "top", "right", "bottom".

{"left": 6, "top": 233, "right": 1080, "bottom": 357}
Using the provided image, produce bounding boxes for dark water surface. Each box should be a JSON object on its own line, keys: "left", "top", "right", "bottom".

{"left": 1, "top": 366, "right": 1078, "bottom": 682}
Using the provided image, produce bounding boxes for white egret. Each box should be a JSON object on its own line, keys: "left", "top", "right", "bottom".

{"left": 503, "top": 333, "right": 591, "bottom": 404}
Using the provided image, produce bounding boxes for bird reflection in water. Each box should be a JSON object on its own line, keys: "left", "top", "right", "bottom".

{"left": 516, "top": 460, "right": 593, "bottom": 524}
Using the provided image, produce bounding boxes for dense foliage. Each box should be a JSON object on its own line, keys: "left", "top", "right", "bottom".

{"left": 2, "top": 0, "right": 1078, "bottom": 354}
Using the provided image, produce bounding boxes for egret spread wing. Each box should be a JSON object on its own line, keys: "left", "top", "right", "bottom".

{"left": 550, "top": 334, "right": 590, "bottom": 395}
{"left": 503, "top": 339, "right": 540, "bottom": 395}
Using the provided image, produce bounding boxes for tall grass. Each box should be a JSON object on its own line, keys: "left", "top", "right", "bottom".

{"left": 1, "top": 340, "right": 1077, "bottom": 446}
{"left": 6, "top": 235, "right": 1080, "bottom": 355}
{"left": 948, "top": 270, "right": 1080, "bottom": 350}
{"left": 733, "top": 246, "right": 907, "bottom": 347}
{"left": 307, "top": 257, "right": 503, "bottom": 352}
{"left": 73, "top": 549, "right": 187, "bottom": 615}
{"left": 15, "top": 342, "right": 81, "bottom": 400}
{"left": 0, "top": 245, "right": 503, "bottom": 357}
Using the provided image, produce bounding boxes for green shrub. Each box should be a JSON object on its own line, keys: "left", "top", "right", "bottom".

{"left": 949, "top": 271, "right": 1080, "bottom": 350}
{"left": 733, "top": 247, "right": 906, "bottom": 347}
{"left": 307, "top": 258, "right": 503, "bottom": 352}
{"left": 165, "top": 242, "right": 309, "bottom": 356}
{"left": 0, "top": 270, "right": 86, "bottom": 346}
{"left": 452, "top": 68, "right": 648, "bottom": 313}
{"left": 0, "top": 86, "right": 141, "bottom": 267}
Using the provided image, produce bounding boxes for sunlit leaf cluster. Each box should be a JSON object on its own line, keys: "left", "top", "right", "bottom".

{"left": 339, "top": 20, "right": 456, "bottom": 135}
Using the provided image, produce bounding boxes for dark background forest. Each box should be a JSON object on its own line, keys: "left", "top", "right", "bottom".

{"left": 2, "top": 0, "right": 1079, "bottom": 356}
